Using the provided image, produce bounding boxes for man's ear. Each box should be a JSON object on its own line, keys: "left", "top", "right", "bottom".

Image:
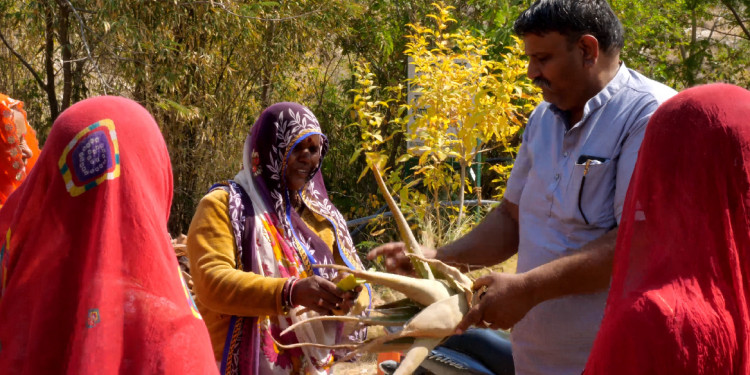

{"left": 578, "top": 34, "right": 599, "bottom": 67}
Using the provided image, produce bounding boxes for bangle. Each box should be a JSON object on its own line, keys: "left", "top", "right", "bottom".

{"left": 282, "top": 276, "right": 298, "bottom": 309}
{"left": 281, "top": 276, "right": 296, "bottom": 315}
{"left": 288, "top": 277, "right": 299, "bottom": 308}
{"left": 281, "top": 279, "right": 290, "bottom": 315}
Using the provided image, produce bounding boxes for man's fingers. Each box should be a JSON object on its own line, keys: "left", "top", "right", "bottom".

{"left": 366, "top": 242, "right": 405, "bottom": 260}
{"left": 455, "top": 304, "right": 483, "bottom": 334}
{"left": 471, "top": 274, "right": 495, "bottom": 291}
{"left": 384, "top": 257, "right": 401, "bottom": 272}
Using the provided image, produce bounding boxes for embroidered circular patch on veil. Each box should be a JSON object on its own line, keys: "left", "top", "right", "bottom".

{"left": 58, "top": 119, "right": 120, "bottom": 197}
{"left": 86, "top": 308, "right": 101, "bottom": 328}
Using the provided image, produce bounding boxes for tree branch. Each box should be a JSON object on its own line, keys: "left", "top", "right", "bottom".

{"left": 721, "top": 0, "right": 750, "bottom": 40}
{"left": 696, "top": 25, "right": 750, "bottom": 41}
{"left": 57, "top": 0, "right": 73, "bottom": 110}
{"left": 213, "top": 45, "right": 235, "bottom": 98}
{"left": 0, "top": 30, "right": 47, "bottom": 92}
{"left": 44, "top": 1, "right": 59, "bottom": 120}
{"left": 64, "top": 0, "right": 110, "bottom": 94}
{"left": 315, "top": 53, "right": 342, "bottom": 113}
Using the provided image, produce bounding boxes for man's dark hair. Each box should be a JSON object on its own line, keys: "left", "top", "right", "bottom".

{"left": 514, "top": 0, "right": 624, "bottom": 54}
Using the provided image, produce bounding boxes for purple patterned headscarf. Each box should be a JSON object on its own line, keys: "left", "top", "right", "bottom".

{"left": 222, "top": 102, "right": 369, "bottom": 375}
{"left": 237, "top": 102, "right": 366, "bottom": 274}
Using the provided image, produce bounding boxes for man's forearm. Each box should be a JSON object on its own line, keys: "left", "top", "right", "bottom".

{"left": 524, "top": 227, "right": 618, "bottom": 305}
{"left": 436, "top": 199, "right": 520, "bottom": 271}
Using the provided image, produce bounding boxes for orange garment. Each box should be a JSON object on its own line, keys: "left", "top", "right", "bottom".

{"left": 0, "top": 94, "right": 40, "bottom": 206}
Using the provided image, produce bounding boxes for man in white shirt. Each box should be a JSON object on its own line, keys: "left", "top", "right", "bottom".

{"left": 369, "top": 1, "right": 676, "bottom": 373}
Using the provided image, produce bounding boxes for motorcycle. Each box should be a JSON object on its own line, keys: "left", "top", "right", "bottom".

{"left": 379, "top": 328, "right": 514, "bottom": 375}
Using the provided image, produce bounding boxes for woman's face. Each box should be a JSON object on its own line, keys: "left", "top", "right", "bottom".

{"left": 12, "top": 109, "right": 33, "bottom": 165}
{"left": 285, "top": 134, "right": 322, "bottom": 192}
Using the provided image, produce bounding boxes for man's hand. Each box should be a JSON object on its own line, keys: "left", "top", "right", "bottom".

{"left": 366, "top": 242, "right": 437, "bottom": 276}
{"left": 455, "top": 272, "right": 538, "bottom": 333}
{"left": 455, "top": 227, "right": 617, "bottom": 333}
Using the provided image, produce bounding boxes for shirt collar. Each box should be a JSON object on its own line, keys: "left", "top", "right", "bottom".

{"left": 550, "top": 62, "right": 629, "bottom": 130}
{"left": 581, "top": 62, "right": 628, "bottom": 121}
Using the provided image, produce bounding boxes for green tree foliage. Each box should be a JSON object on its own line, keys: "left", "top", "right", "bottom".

{"left": 0, "top": 0, "right": 363, "bottom": 233}
{"left": 403, "top": 3, "right": 539, "bottom": 222}
{"left": 350, "top": 3, "right": 539, "bottom": 245}
{"left": 1, "top": 0, "right": 748, "bottom": 238}
{"left": 612, "top": 0, "right": 750, "bottom": 88}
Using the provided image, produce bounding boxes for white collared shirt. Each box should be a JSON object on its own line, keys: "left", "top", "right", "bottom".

{"left": 504, "top": 63, "right": 676, "bottom": 375}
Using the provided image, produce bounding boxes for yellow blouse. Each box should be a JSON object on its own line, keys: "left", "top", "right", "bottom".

{"left": 187, "top": 188, "right": 367, "bottom": 361}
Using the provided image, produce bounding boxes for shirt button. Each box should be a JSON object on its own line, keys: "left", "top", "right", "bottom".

{"left": 563, "top": 151, "right": 569, "bottom": 157}
{"left": 554, "top": 173, "right": 560, "bottom": 180}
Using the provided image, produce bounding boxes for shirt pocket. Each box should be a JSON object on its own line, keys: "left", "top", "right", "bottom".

{"left": 568, "top": 159, "right": 617, "bottom": 227}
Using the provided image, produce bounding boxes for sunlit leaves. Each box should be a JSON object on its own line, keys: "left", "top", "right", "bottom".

{"left": 403, "top": 2, "right": 539, "bottom": 221}
{"left": 349, "top": 3, "right": 539, "bottom": 246}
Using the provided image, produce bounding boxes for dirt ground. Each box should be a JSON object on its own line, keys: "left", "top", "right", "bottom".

{"left": 330, "top": 353, "right": 379, "bottom": 375}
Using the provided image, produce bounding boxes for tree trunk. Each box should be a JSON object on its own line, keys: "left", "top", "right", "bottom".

{"left": 387, "top": 131, "right": 404, "bottom": 170}
{"left": 260, "top": 20, "right": 277, "bottom": 108}
{"left": 56, "top": 0, "right": 72, "bottom": 111}
{"left": 44, "top": 1, "right": 59, "bottom": 120}
{"left": 433, "top": 189, "right": 441, "bottom": 238}
{"left": 72, "top": 61, "right": 86, "bottom": 102}
{"left": 458, "top": 163, "right": 466, "bottom": 223}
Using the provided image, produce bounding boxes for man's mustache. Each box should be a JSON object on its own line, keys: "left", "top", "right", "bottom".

{"left": 533, "top": 77, "right": 551, "bottom": 89}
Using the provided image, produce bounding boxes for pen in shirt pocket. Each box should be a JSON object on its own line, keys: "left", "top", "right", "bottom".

{"left": 576, "top": 155, "right": 609, "bottom": 225}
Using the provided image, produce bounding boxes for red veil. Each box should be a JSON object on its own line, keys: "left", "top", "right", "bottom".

{"left": 0, "top": 94, "right": 40, "bottom": 206}
{"left": 586, "top": 84, "right": 750, "bottom": 374}
{"left": 0, "top": 96, "right": 216, "bottom": 374}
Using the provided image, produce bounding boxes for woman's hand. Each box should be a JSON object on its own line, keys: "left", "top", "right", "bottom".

{"left": 292, "top": 275, "right": 360, "bottom": 315}
{"left": 335, "top": 284, "right": 363, "bottom": 315}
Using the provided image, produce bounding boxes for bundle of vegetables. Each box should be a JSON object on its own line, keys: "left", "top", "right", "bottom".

{"left": 276, "top": 165, "right": 478, "bottom": 375}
